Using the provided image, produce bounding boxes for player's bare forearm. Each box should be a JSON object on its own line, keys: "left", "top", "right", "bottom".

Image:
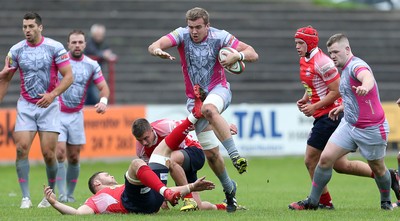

{"left": 0, "top": 80, "right": 10, "bottom": 102}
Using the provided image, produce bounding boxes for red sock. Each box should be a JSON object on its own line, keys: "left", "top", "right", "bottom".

{"left": 164, "top": 118, "right": 192, "bottom": 151}
{"left": 184, "top": 193, "right": 193, "bottom": 198}
{"left": 371, "top": 172, "right": 375, "bottom": 178}
{"left": 319, "top": 192, "right": 333, "bottom": 206}
{"left": 136, "top": 165, "right": 165, "bottom": 192}
{"left": 215, "top": 203, "right": 227, "bottom": 210}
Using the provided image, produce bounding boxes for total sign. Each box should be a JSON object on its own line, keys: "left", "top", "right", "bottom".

{"left": 146, "top": 104, "right": 313, "bottom": 156}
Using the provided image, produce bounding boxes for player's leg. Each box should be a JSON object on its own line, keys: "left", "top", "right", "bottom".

{"left": 36, "top": 100, "right": 61, "bottom": 208}
{"left": 201, "top": 96, "right": 247, "bottom": 174}
{"left": 199, "top": 130, "right": 237, "bottom": 212}
{"left": 65, "top": 144, "right": 81, "bottom": 203}
{"left": 333, "top": 156, "right": 373, "bottom": 177}
{"left": 63, "top": 111, "right": 85, "bottom": 203}
{"left": 289, "top": 141, "right": 349, "bottom": 210}
{"left": 174, "top": 147, "right": 205, "bottom": 211}
{"left": 37, "top": 131, "right": 59, "bottom": 208}
{"left": 304, "top": 145, "right": 333, "bottom": 209}
{"left": 122, "top": 158, "right": 178, "bottom": 213}
{"left": 289, "top": 120, "right": 353, "bottom": 210}
{"left": 304, "top": 114, "right": 343, "bottom": 209}
{"left": 359, "top": 121, "right": 392, "bottom": 210}
{"left": 55, "top": 141, "right": 67, "bottom": 202}
{"left": 14, "top": 99, "right": 40, "bottom": 209}
{"left": 192, "top": 84, "right": 247, "bottom": 174}
{"left": 368, "top": 157, "right": 392, "bottom": 210}
{"left": 13, "top": 131, "right": 35, "bottom": 209}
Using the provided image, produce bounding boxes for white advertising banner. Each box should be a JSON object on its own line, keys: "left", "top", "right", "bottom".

{"left": 146, "top": 104, "right": 313, "bottom": 156}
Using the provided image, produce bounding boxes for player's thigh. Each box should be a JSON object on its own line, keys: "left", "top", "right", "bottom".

{"left": 13, "top": 131, "right": 36, "bottom": 151}
{"left": 38, "top": 131, "right": 59, "bottom": 151}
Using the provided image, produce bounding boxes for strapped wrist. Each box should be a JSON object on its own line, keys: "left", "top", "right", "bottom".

{"left": 100, "top": 97, "right": 108, "bottom": 105}
{"left": 239, "top": 52, "right": 245, "bottom": 61}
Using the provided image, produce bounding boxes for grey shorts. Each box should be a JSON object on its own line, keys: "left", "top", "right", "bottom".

{"left": 15, "top": 97, "right": 61, "bottom": 133}
{"left": 58, "top": 110, "right": 86, "bottom": 145}
{"left": 186, "top": 83, "right": 232, "bottom": 133}
{"left": 329, "top": 118, "right": 389, "bottom": 161}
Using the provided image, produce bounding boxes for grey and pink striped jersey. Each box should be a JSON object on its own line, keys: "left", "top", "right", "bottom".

{"left": 340, "top": 56, "right": 385, "bottom": 128}
{"left": 166, "top": 27, "right": 239, "bottom": 99}
{"left": 8, "top": 36, "right": 70, "bottom": 104}
{"left": 58, "top": 53, "right": 104, "bottom": 113}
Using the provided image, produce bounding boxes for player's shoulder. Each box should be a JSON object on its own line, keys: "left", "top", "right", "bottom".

{"left": 43, "top": 36, "right": 62, "bottom": 45}
{"left": 314, "top": 49, "right": 334, "bottom": 65}
{"left": 82, "top": 55, "right": 101, "bottom": 66}
{"left": 10, "top": 39, "right": 27, "bottom": 51}
{"left": 209, "top": 27, "right": 230, "bottom": 37}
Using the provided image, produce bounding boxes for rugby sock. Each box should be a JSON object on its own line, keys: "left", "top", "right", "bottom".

{"left": 221, "top": 138, "right": 239, "bottom": 159}
{"left": 16, "top": 159, "right": 30, "bottom": 198}
{"left": 56, "top": 162, "right": 66, "bottom": 196}
{"left": 309, "top": 165, "right": 332, "bottom": 206}
{"left": 46, "top": 163, "right": 58, "bottom": 189}
{"left": 66, "top": 163, "right": 80, "bottom": 197}
{"left": 136, "top": 165, "right": 166, "bottom": 193}
{"left": 374, "top": 169, "right": 391, "bottom": 202}
{"left": 183, "top": 193, "right": 193, "bottom": 198}
{"left": 164, "top": 118, "right": 192, "bottom": 151}
{"left": 218, "top": 169, "right": 234, "bottom": 193}
{"left": 319, "top": 192, "right": 333, "bottom": 206}
{"left": 371, "top": 172, "right": 375, "bottom": 178}
{"left": 216, "top": 203, "right": 227, "bottom": 210}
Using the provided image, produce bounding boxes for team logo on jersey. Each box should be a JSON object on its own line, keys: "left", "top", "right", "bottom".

{"left": 60, "top": 53, "right": 69, "bottom": 61}
{"left": 160, "top": 173, "right": 168, "bottom": 181}
{"left": 7, "top": 52, "right": 13, "bottom": 65}
{"left": 140, "top": 187, "right": 151, "bottom": 194}
{"left": 305, "top": 67, "right": 311, "bottom": 76}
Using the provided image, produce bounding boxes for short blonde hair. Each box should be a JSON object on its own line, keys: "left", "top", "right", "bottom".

{"left": 186, "top": 7, "right": 209, "bottom": 24}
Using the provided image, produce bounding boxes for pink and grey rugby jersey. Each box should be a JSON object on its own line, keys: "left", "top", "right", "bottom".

{"left": 58, "top": 53, "right": 104, "bottom": 113}
{"left": 136, "top": 119, "right": 201, "bottom": 163}
{"left": 340, "top": 56, "right": 385, "bottom": 128}
{"left": 8, "top": 36, "right": 70, "bottom": 104}
{"left": 166, "top": 27, "right": 239, "bottom": 99}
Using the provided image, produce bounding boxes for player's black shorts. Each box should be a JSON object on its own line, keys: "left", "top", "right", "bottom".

{"left": 121, "top": 163, "right": 168, "bottom": 214}
{"left": 307, "top": 113, "right": 343, "bottom": 150}
{"left": 181, "top": 146, "right": 205, "bottom": 183}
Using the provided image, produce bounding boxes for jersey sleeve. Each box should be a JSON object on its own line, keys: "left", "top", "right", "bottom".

{"left": 315, "top": 53, "right": 339, "bottom": 85}
{"left": 54, "top": 42, "right": 70, "bottom": 68}
{"left": 221, "top": 30, "right": 239, "bottom": 49}
{"left": 166, "top": 27, "right": 185, "bottom": 47}
{"left": 8, "top": 47, "right": 19, "bottom": 70}
{"left": 91, "top": 60, "right": 105, "bottom": 84}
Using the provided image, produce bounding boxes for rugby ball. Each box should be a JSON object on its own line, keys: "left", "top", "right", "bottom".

{"left": 218, "top": 47, "right": 245, "bottom": 75}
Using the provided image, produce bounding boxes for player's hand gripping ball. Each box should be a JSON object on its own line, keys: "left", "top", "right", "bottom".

{"left": 218, "top": 47, "right": 245, "bottom": 75}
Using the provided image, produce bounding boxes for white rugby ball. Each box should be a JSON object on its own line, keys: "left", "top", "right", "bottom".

{"left": 218, "top": 47, "right": 245, "bottom": 75}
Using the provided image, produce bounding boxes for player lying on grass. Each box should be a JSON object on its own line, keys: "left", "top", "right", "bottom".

{"left": 133, "top": 117, "right": 246, "bottom": 211}
{"left": 43, "top": 97, "right": 215, "bottom": 214}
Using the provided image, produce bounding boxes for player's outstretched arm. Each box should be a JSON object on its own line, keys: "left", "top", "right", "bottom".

{"left": 44, "top": 185, "right": 94, "bottom": 215}
{"left": 148, "top": 36, "right": 175, "bottom": 60}
{"left": 169, "top": 176, "right": 215, "bottom": 197}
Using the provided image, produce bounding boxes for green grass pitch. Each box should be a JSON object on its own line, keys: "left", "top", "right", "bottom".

{"left": 1, "top": 155, "right": 400, "bottom": 220}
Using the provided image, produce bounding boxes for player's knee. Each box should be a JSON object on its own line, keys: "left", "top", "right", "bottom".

{"left": 15, "top": 141, "right": 31, "bottom": 157}
{"left": 68, "top": 155, "right": 80, "bottom": 164}
{"left": 204, "top": 148, "right": 219, "bottom": 164}
{"left": 202, "top": 104, "right": 219, "bottom": 119}
{"left": 42, "top": 149, "right": 56, "bottom": 162}
{"left": 131, "top": 158, "right": 146, "bottom": 170}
